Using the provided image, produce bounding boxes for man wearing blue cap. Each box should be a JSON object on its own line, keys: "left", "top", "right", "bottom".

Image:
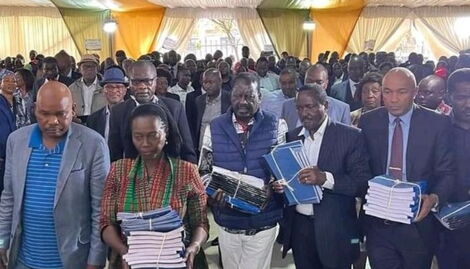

{"left": 87, "top": 66, "right": 127, "bottom": 142}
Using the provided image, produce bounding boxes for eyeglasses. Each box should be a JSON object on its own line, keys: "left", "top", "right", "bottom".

{"left": 130, "top": 77, "right": 156, "bottom": 86}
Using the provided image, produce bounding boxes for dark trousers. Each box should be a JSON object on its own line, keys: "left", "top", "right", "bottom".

{"left": 437, "top": 227, "right": 470, "bottom": 269}
{"left": 367, "top": 220, "right": 433, "bottom": 269}
{"left": 291, "top": 212, "right": 350, "bottom": 269}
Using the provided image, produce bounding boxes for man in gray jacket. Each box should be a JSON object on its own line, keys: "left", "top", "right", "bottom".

{"left": 0, "top": 81, "right": 109, "bottom": 269}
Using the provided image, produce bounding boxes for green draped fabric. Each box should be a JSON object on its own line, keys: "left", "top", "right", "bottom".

{"left": 258, "top": 8, "right": 309, "bottom": 58}
{"left": 258, "top": 0, "right": 310, "bottom": 9}
{"left": 54, "top": 7, "right": 111, "bottom": 58}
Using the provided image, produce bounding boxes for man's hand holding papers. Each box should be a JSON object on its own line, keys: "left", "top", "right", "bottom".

{"left": 415, "top": 193, "right": 439, "bottom": 222}
{"left": 299, "top": 166, "right": 327, "bottom": 185}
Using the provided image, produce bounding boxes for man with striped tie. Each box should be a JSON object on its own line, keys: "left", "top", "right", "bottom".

{"left": 0, "top": 81, "right": 109, "bottom": 269}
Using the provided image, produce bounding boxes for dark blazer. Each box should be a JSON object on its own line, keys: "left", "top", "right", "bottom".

{"left": 191, "top": 91, "right": 231, "bottom": 150}
{"left": 86, "top": 106, "right": 107, "bottom": 138}
{"left": 358, "top": 106, "right": 455, "bottom": 247}
{"left": 281, "top": 120, "right": 371, "bottom": 268}
{"left": 330, "top": 80, "right": 362, "bottom": 111}
{"left": 164, "top": 92, "right": 180, "bottom": 102}
{"left": 108, "top": 98, "right": 197, "bottom": 164}
{"left": 185, "top": 89, "right": 204, "bottom": 141}
{"left": 32, "top": 75, "right": 75, "bottom": 102}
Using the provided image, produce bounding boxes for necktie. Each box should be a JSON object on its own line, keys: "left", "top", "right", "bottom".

{"left": 389, "top": 117, "right": 403, "bottom": 180}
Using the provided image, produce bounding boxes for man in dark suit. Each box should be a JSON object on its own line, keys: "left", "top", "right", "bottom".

{"left": 358, "top": 67, "right": 454, "bottom": 269}
{"left": 32, "top": 57, "right": 74, "bottom": 102}
{"left": 190, "top": 68, "right": 231, "bottom": 152}
{"left": 86, "top": 66, "right": 127, "bottom": 140}
{"left": 436, "top": 68, "right": 470, "bottom": 269}
{"left": 274, "top": 84, "right": 371, "bottom": 269}
{"left": 108, "top": 60, "right": 197, "bottom": 163}
{"left": 330, "top": 55, "right": 365, "bottom": 111}
{"left": 55, "top": 50, "right": 82, "bottom": 81}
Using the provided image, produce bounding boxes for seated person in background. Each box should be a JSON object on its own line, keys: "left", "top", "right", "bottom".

{"left": 415, "top": 74, "right": 452, "bottom": 116}
{"left": 156, "top": 68, "right": 180, "bottom": 101}
{"left": 69, "top": 54, "right": 106, "bottom": 121}
{"left": 169, "top": 66, "right": 196, "bottom": 106}
{"left": 100, "top": 104, "right": 209, "bottom": 269}
{"left": 261, "top": 68, "right": 297, "bottom": 119}
{"left": 350, "top": 72, "right": 383, "bottom": 127}
{"left": 87, "top": 66, "right": 127, "bottom": 141}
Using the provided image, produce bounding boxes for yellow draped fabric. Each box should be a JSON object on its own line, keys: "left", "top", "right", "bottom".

{"left": 57, "top": 8, "right": 111, "bottom": 59}
{"left": 310, "top": 6, "right": 364, "bottom": 59}
{"left": 113, "top": 8, "right": 165, "bottom": 59}
{"left": 0, "top": 6, "right": 79, "bottom": 59}
{"left": 258, "top": 9, "right": 309, "bottom": 58}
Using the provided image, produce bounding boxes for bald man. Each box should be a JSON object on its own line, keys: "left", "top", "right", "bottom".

{"left": 358, "top": 68, "right": 454, "bottom": 269}
{"left": 415, "top": 74, "right": 452, "bottom": 115}
{"left": 0, "top": 81, "right": 109, "bottom": 269}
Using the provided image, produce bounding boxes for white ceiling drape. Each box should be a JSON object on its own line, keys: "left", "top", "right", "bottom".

{"left": 147, "top": 0, "right": 263, "bottom": 8}
{"left": 365, "top": 0, "right": 470, "bottom": 7}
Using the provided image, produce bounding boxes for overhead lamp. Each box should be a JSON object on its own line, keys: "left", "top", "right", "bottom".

{"left": 303, "top": 18, "right": 316, "bottom": 31}
{"left": 103, "top": 18, "right": 118, "bottom": 33}
{"left": 454, "top": 17, "right": 470, "bottom": 38}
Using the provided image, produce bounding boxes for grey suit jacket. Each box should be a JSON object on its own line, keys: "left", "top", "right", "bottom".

{"left": 0, "top": 123, "right": 109, "bottom": 268}
{"left": 69, "top": 79, "right": 107, "bottom": 116}
{"left": 330, "top": 80, "right": 349, "bottom": 102}
{"left": 281, "top": 96, "right": 351, "bottom": 131}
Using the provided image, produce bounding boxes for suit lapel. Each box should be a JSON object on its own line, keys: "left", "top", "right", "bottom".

{"left": 54, "top": 125, "right": 82, "bottom": 207}
{"left": 16, "top": 141, "right": 32, "bottom": 209}
{"left": 406, "top": 106, "right": 420, "bottom": 178}
{"left": 317, "top": 121, "right": 333, "bottom": 168}
{"left": 196, "top": 95, "right": 206, "bottom": 132}
{"left": 378, "top": 109, "right": 389, "bottom": 173}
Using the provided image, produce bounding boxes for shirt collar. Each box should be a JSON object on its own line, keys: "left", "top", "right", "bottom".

{"left": 206, "top": 91, "right": 221, "bottom": 104}
{"left": 81, "top": 76, "right": 98, "bottom": 87}
{"left": 349, "top": 78, "right": 358, "bottom": 88}
{"left": 388, "top": 105, "right": 414, "bottom": 125}
{"left": 299, "top": 115, "right": 329, "bottom": 138}
{"left": 232, "top": 113, "right": 255, "bottom": 126}
{"left": 28, "top": 124, "right": 67, "bottom": 153}
{"left": 130, "top": 95, "right": 158, "bottom": 106}
{"left": 45, "top": 75, "right": 60, "bottom": 83}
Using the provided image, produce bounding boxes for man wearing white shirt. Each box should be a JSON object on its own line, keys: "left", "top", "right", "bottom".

{"left": 256, "top": 57, "right": 280, "bottom": 92}
{"left": 330, "top": 55, "right": 366, "bottom": 111}
{"left": 169, "top": 66, "right": 195, "bottom": 106}
{"left": 69, "top": 54, "right": 106, "bottom": 119}
{"left": 273, "top": 84, "right": 371, "bottom": 269}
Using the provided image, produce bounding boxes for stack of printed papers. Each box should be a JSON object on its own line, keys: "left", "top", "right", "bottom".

{"left": 263, "top": 140, "right": 323, "bottom": 206}
{"left": 435, "top": 200, "right": 470, "bottom": 230}
{"left": 118, "top": 207, "right": 186, "bottom": 269}
{"left": 364, "top": 176, "right": 427, "bottom": 224}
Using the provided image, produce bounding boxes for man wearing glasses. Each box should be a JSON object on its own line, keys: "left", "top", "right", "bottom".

{"left": 108, "top": 60, "right": 196, "bottom": 163}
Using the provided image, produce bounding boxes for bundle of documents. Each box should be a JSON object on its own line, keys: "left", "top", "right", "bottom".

{"left": 202, "top": 166, "right": 268, "bottom": 214}
{"left": 435, "top": 200, "right": 470, "bottom": 230}
{"left": 118, "top": 207, "right": 186, "bottom": 269}
{"left": 263, "top": 140, "right": 323, "bottom": 206}
{"left": 364, "top": 175, "right": 427, "bottom": 224}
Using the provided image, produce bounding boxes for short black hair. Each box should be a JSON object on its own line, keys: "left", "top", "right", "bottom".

{"left": 128, "top": 104, "right": 182, "bottom": 159}
{"left": 256, "top": 56, "right": 268, "bottom": 65}
{"left": 448, "top": 68, "right": 470, "bottom": 95}
{"left": 156, "top": 68, "right": 172, "bottom": 84}
{"left": 42, "top": 56, "right": 58, "bottom": 67}
{"left": 15, "top": 69, "right": 35, "bottom": 92}
{"left": 233, "top": 72, "right": 260, "bottom": 94}
{"left": 297, "top": 84, "right": 328, "bottom": 106}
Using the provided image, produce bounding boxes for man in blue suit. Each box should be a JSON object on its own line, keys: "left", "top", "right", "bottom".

{"left": 330, "top": 55, "right": 366, "bottom": 111}
{"left": 281, "top": 64, "right": 351, "bottom": 131}
{"left": 274, "top": 84, "right": 371, "bottom": 269}
{"left": 359, "top": 68, "right": 454, "bottom": 269}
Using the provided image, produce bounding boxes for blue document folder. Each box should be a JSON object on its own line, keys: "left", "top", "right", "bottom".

{"left": 364, "top": 175, "right": 428, "bottom": 224}
{"left": 435, "top": 200, "right": 470, "bottom": 230}
{"left": 263, "top": 140, "right": 323, "bottom": 206}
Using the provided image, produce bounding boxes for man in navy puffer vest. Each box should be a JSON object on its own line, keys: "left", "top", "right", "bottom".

{"left": 200, "top": 72, "right": 286, "bottom": 269}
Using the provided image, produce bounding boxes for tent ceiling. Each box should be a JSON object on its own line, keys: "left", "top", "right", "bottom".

{"left": 148, "top": 0, "right": 262, "bottom": 8}
{"left": 0, "top": 0, "right": 54, "bottom": 7}
{"left": 365, "top": 0, "right": 470, "bottom": 7}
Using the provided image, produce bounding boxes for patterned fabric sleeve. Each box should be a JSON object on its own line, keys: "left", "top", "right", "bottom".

{"left": 184, "top": 162, "right": 210, "bottom": 234}
{"left": 99, "top": 160, "right": 120, "bottom": 231}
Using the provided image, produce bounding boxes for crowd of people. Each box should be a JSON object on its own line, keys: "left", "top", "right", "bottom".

{"left": 0, "top": 45, "right": 469, "bottom": 269}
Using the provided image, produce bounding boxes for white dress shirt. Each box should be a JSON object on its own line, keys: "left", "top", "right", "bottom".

{"left": 295, "top": 116, "right": 335, "bottom": 216}
{"left": 169, "top": 83, "right": 195, "bottom": 106}
{"left": 81, "top": 77, "right": 99, "bottom": 116}
{"left": 349, "top": 78, "right": 358, "bottom": 98}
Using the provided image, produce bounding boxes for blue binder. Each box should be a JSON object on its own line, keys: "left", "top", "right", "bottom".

{"left": 263, "top": 140, "right": 323, "bottom": 206}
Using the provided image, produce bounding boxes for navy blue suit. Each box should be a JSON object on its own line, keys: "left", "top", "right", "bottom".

{"left": 0, "top": 95, "right": 15, "bottom": 195}
{"left": 358, "top": 106, "right": 454, "bottom": 269}
{"left": 281, "top": 120, "right": 371, "bottom": 269}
